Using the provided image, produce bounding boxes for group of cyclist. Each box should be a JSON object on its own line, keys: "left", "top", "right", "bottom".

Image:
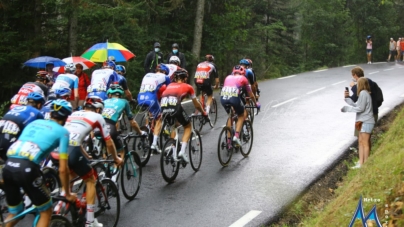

{"left": 0, "top": 54, "right": 261, "bottom": 226}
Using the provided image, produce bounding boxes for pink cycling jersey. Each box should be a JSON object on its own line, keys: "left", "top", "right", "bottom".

{"left": 221, "top": 75, "right": 251, "bottom": 99}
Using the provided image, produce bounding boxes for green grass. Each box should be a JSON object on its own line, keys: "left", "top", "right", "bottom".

{"left": 298, "top": 106, "right": 404, "bottom": 226}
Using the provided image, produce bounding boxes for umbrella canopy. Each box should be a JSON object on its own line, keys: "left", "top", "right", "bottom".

{"left": 81, "top": 42, "right": 135, "bottom": 62}
{"left": 53, "top": 56, "right": 96, "bottom": 73}
{"left": 23, "top": 56, "right": 66, "bottom": 68}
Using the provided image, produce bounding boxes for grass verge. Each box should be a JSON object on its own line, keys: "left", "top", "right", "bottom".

{"left": 268, "top": 102, "right": 404, "bottom": 227}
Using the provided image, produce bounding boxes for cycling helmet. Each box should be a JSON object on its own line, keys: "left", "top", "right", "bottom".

{"left": 246, "top": 59, "right": 253, "bottom": 66}
{"left": 232, "top": 65, "right": 246, "bottom": 76}
{"left": 108, "top": 56, "right": 116, "bottom": 62}
{"left": 85, "top": 96, "right": 104, "bottom": 110}
{"left": 169, "top": 56, "right": 181, "bottom": 66}
{"left": 51, "top": 99, "right": 72, "bottom": 117}
{"left": 55, "top": 87, "right": 72, "bottom": 99}
{"left": 107, "top": 84, "right": 124, "bottom": 97}
{"left": 205, "top": 54, "right": 214, "bottom": 62}
{"left": 239, "top": 59, "right": 250, "bottom": 66}
{"left": 103, "top": 60, "right": 116, "bottom": 70}
{"left": 156, "top": 64, "right": 169, "bottom": 75}
{"left": 174, "top": 69, "right": 189, "bottom": 81}
{"left": 64, "top": 63, "right": 76, "bottom": 73}
{"left": 116, "top": 65, "right": 126, "bottom": 75}
{"left": 36, "top": 71, "right": 49, "bottom": 82}
{"left": 27, "top": 92, "right": 45, "bottom": 105}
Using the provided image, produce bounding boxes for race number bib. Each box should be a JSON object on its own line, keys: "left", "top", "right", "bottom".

{"left": 221, "top": 87, "right": 239, "bottom": 100}
{"left": 102, "top": 108, "right": 116, "bottom": 119}
{"left": 44, "top": 112, "right": 51, "bottom": 120}
{"left": 140, "top": 84, "right": 156, "bottom": 93}
{"left": 69, "top": 133, "right": 81, "bottom": 146}
{"left": 7, "top": 141, "right": 40, "bottom": 161}
{"left": 87, "top": 83, "right": 107, "bottom": 92}
{"left": 161, "top": 96, "right": 178, "bottom": 107}
{"left": 195, "top": 71, "right": 208, "bottom": 80}
{"left": 11, "top": 95, "right": 28, "bottom": 105}
{"left": 0, "top": 121, "right": 20, "bottom": 135}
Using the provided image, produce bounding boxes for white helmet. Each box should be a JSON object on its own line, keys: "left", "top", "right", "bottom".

{"left": 64, "top": 63, "right": 76, "bottom": 73}
{"left": 169, "top": 56, "right": 181, "bottom": 66}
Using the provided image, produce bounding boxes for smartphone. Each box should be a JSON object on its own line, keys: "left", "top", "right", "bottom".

{"left": 345, "top": 87, "right": 349, "bottom": 91}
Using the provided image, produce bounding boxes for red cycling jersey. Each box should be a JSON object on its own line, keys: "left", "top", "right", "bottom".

{"left": 161, "top": 82, "right": 196, "bottom": 108}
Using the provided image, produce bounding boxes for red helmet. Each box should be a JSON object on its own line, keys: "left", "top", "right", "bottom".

{"left": 232, "top": 65, "right": 246, "bottom": 76}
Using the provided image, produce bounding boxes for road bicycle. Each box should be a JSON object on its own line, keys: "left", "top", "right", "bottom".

{"left": 192, "top": 89, "right": 218, "bottom": 132}
{"left": 217, "top": 104, "right": 257, "bottom": 167}
{"left": 160, "top": 115, "right": 203, "bottom": 183}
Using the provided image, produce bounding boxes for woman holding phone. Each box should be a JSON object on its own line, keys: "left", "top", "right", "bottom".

{"left": 341, "top": 77, "right": 374, "bottom": 169}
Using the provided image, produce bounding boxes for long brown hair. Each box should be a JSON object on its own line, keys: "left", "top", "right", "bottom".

{"left": 357, "top": 77, "right": 371, "bottom": 96}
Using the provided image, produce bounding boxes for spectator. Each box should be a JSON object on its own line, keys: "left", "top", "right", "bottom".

{"left": 401, "top": 38, "right": 404, "bottom": 61}
{"left": 45, "top": 62, "right": 59, "bottom": 87}
{"left": 342, "top": 77, "right": 374, "bottom": 169}
{"left": 144, "top": 42, "right": 164, "bottom": 73}
{"left": 166, "top": 43, "right": 186, "bottom": 69}
{"left": 74, "top": 64, "right": 91, "bottom": 108}
{"left": 397, "top": 38, "right": 401, "bottom": 61}
{"left": 387, "top": 38, "right": 396, "bottom": 62}
{"left": 366, "top": 35, "right": 372, "bottom": 64}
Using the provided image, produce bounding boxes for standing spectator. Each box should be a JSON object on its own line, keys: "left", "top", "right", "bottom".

{"left": 45, "top": 62, "right": 59, "bottom": 87}
{"left": 166, "top": 43, "right": 186, "bottom": 69}
{"left": 366, "top": 35, "right": 372, "bottom": 64}
{"left": 342, "top": 77, "right": 374, "bottom": 169}
{"left": 144, "top": 42, "right": 164, "bottom": 73}
{"left": 401, "top": 38, "right": 404, "bottom": 61}
{"left": 397, "top": 38, "right": 401, "bottom": 61}
{"left": 74, "top": 63, "right": 91, "bottom": 108}
{"left": 387, "top": 38, "right": 396, "bottom": 62}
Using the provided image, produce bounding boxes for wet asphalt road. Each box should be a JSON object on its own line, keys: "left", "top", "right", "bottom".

{"left": 15, "top": 62, "right": 404, "bottom": 227}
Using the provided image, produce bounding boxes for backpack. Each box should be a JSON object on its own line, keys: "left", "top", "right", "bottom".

{"left": 371, "top": 81, "right": 384, "bottom": 107}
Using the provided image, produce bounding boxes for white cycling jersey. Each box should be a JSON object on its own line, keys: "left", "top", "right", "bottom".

{"left": 11, "top": 82, "right": 46, "bottom": 106}
{"left": 139, "top": 72, "right": 170, "bottom": 94}
{"left": 88, "top": 68, "right": 118, "bottom": 92}
{"left": 165, "top": 64, "right": 180, "bottom": 81}
{"left": 50, "top": 73, "right": 79, "bottom": 91}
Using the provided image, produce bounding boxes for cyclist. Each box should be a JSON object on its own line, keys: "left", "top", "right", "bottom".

{"left": 87, "top": 60, "right": 120, "bottom": 100}
{"left": 245, "top": 59, "right": 260, "bottom": 100}
{"left": 239, "top": 59, "right": 257, "bottom": 98}
{"left": 0, "top": 92, "right": 45, "bottom": 161}
{"left": 64, "top": 96, "right": 123, "bottom": 227}
{"left": 115, "top": 64, "right": 134, "bottom": 101}
{"left": 49, "top": 63, "right": 79, "bottom": 109}
{"left": 102, "top": 84, "right": 147, "bottom": 158}
{"left": 166, "top": 56, "right": 181, "bottom": 81}
{"left": 10, "top": 71, "right": 49, "bottom": 109}
{"left": 42, "top": 88, "right": 72, "bottom": 120}
{"left": 160, "top": 69, "right": 207, "bottom": 162}
{"left": 3, "top": 99, "right": 75, "bottom": 227}
{"left": 194, "top": 54, "right": 219, "bottom": 115}
{"left": 221, "top": 65, "right": 259, "bottom": 145}
{"left": 137, "top": 64, "right": 171, "bottom": 152}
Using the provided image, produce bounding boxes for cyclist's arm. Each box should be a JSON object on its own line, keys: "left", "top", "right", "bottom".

{"left": 188, "top": 85, "right": 205, "bottom": 114}
{"left": 58, "top": 131, "right": 73, "bottom": 198}
{"left": 98, "top": 117, "right": 122, "bottom": 165}
{"left": 80, "top": 145, "right": 92, "bottom": 159}
{"left": 244, "top": 81, "right": 257, "bottom": 105}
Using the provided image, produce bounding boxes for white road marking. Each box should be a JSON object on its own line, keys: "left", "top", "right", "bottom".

{"left": 307, "top": 87, "right": 326, "bottom": 95}
{"left": 332, "top": 80, "right": 346, "bottom": 85}
{"left": 229, "top": 210, "right": 262, "bottom": 227}
{"left": 182, "top": 100, "right": 192, "bottom": 104}
{"left": 313, "top": 69, "right": 328, "bottom": 73}
{"left": 368, "top": 71, "right": 379, "bottom": 75}
{"left": 383, "top": 68, "right": 394, "bottom": 71}
{"left": 278, "top": 75, "right": 296, "bottom": 80}
{"left": 372, "top": 62, "right": 386, "bottom": 64}
{"left": 272, "top": 97, "right": 298, "bottom": 108}
{"left": 343, "top": 65, "right": 356, "bottom": 67}
{"left": 379, "top": 107, "right": 391, "bottom": 115}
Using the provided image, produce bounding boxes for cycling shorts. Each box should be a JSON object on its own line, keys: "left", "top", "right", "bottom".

{"left": 0, "top": 133, "right": 17, "bottom": 161}
{"left": 138, "top": 99, "right": 161, "bottom": 119}
{"left": 104, "top": 119, "right": 123, "bottom": 152}
{"left": 221, "top": 96, "right": 245, "bottom": 115}
{"left": 3, "top": 158, "right": 52, "bottom": 214}
{"left": 161, "top": 105, "right": 190, "bottom": 127}
{"left": 196, "top": 82, "right": 213, "bottom": 96}
{"left": 68, "top": 146, "right": 92, "bottom": 179}
{"left": 87, "top": 91, "right": 108, "bottom": 100}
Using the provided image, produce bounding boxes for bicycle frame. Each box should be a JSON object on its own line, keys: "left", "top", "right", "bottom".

{"left": 165, "top": 115, "right": 198, "bottom": 158}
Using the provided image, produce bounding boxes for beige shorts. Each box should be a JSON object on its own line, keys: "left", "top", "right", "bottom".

{"left": 354, "top": 114, "right": 378, "bottom": 137}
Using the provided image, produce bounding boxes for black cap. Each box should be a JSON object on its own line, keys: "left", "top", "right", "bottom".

{"left": 154, "top": 42, "right": 160, "bottom": 48}
{"left": 172, "top": 43, "right": 179, "bottom": 48}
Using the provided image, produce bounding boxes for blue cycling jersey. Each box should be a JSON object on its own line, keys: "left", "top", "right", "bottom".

{"left": 7, "top": 119, "right": 70, "bottom": 164}
{"left": 0, "top": 105, "right": 44, "bottom": 137}
{"left": 40, "top": 100, "right": 53, "bottom": 120}
{"left": 245, "top": 69, "right": 255, "bottom": 84}
{"left": 102, "top": 98, "right": 133, "bottom": 123}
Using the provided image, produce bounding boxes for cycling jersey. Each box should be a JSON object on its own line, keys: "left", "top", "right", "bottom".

{"left": 245, "top": 68, "right": 255, "bottom": 85}
{"left": 50, "top": 73, "right": 79, "bottom": 91}
{"left": 10, "top": 82, "right": 48, "bottom": 106}
{"left": 102, "top": 98, "right": 133, "bottom": 123}
{"left": 6, "top": 119, "right": 69, "bottom": 164}
{"left": 64, "top": 110, "right": 111, "bottom": 147}
{"left": 165, "top": 64, "right": 180, "bottom": 81}
{"left": 220, "top": 75, "right": 251, "bottom": 115}
{"left": 87, "top": 68, "right": 120, "bottom": 100}
{"left": 117, "top": 74, "right": 128, "bottom": 90}
{"left": 138, "top": 72, "right": 170, "bottom": 118}
{"left": 40, "top": 100, "right": 53, "bottom": 120}
{"left": 194, "top": 61, "right": 218, "bottom": 85}
{"left": 0, "top": 106, "right": 44, "bottom": 160}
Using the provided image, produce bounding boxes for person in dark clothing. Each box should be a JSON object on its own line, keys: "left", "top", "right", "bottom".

{"left": 166, "top": 43, "right": 186, "bottom": 69}
{"left": 144, "top": 42, "right": 164, "bottom": 73}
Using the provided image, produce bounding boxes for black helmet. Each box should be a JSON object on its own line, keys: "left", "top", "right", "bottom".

{"left": 174, "top": 69, "right": 188, "bottom": 81}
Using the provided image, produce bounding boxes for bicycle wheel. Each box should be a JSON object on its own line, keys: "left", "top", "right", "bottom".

{"left": 189, "top": 130, "right": 203, "bottom": 171}
{"left": 42, "top": 167, "right": 62, "bottom": 196}
{"left": 240, "top": 120, "right": 254, "bottom": 157}
{"left": 121, "top": 151, "right": 142, "bottom": 200}
{"left": 119, "top": 114, "right": 128, "bottom": 132}
{"left": 159, "top": 121, "right": 172, "bottom": 151}
{"left": 95, "top": 178, "right": 120, "bottom": 227}
{"left": 160, "top": 139, "right": 179, "bottom": 183}
{"left": 209, "top": 98, "right": 218, "bottom": 128}
{"left": 133, "top": 126, "right": 152, "bottom": 167}
{"left": 192, "top": 114, "right": 204, "bottom": 132}
{"left": 50, "top": 214, "right": 73, "bottom": 227}
{"left": 217, "top": 126, "right": 234, "bottom": 167}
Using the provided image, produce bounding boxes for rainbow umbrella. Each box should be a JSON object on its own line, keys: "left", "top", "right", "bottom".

{"left": 81, "top": 42, "right": 135, "bottom": 62}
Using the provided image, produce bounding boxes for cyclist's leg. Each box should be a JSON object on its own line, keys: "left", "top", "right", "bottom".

{"left": 106, "top": 121, "right": 124, "bottom": 158}
{"left": 232, "top": 98, "right": 245, "bottom": 141}
{"left": 204, "top": 84, "right": 214, "bottom": 113}
{"left": 176, "top": 107, "right": 192, "bottom": 162}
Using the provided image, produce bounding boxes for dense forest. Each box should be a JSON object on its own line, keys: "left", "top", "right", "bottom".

{"left": 1, "top": 0, "right": 403, "bottom": 103}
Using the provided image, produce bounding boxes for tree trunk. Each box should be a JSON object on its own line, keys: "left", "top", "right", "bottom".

{"left": 190, "top": 0, "right": 205, "bottom": 87}
{"left": 34, "top": 0, "right": 42, "bottom": 56}
{"left": 69, "top": 0, "right": 79, "bottom": 55}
